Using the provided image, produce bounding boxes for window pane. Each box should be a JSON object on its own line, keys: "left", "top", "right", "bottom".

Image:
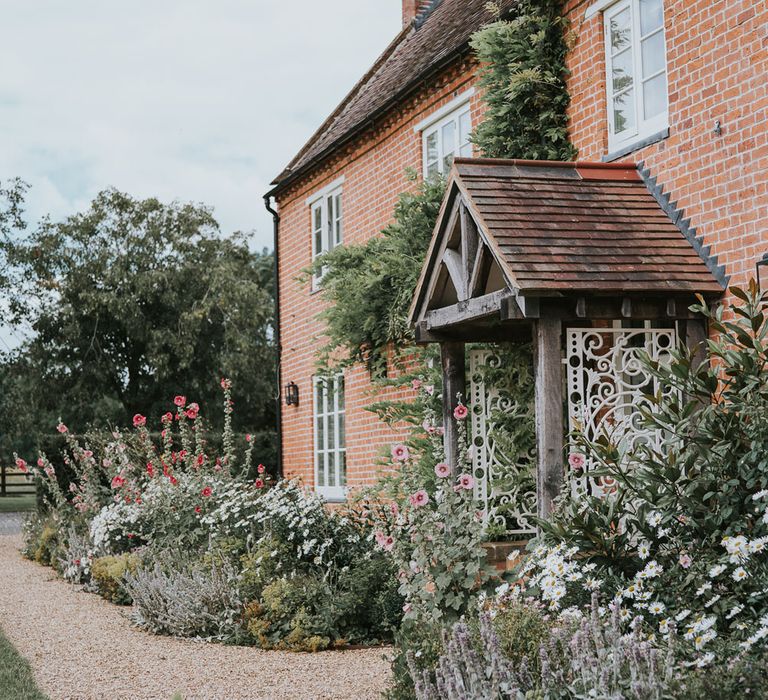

{"left": 315, "top": 383, "right": 323, "bottom": 414}
{"left": 313, "top": 206, "right": 322, "bottom": 230}
{"left": 639, "top": 0, "right": 663, "bottom": 35}
{"left": 339, "top": 451, "right": 347, "bottom": 486}
{"left": 643, "top": 73, "right": 667, "bottom": 119}
{"left": 327, "top": 452, "right": 336, "bottom": 487}
{"left": 317, "top": 417, "right": 324, "bottom": 449}
{"left": 641, "top": 30, "right": 665, "bottom": 78}
{"left": 427, "top": 161, "right": 439, "bottom": 178}
{"left": 314, "top": 230, "right": 322, "bottom": 258}
{"left": 609, "top": 7, "right": 632, "bottom": 54}
{"left": 337, "top": 377, "right": 345, "bottom": 408}
{"left": 328, "top": 415, "right": 335, "bottom": 450}
{"left": 338, "top": 413, "right": 345, "bottom": 447}
{"left": 441, "top": 121, "right": 456, "bottom": 171}
{"left": 459, "top": 111, "right": 471, "bottom": 147}
{"left": 426, "top": 131, "right": 438, "bottom": 165}
{"left": 613, "top": 88, "right": 636, "bottom": 135}
{"left": 316, "top": 451, "right": 325, "bottom": 487}
{"left": 612, "top": 47, "right": 634, "bottom": 93}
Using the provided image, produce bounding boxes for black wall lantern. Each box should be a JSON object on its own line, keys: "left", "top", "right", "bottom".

{"left": 756, "top": 253, "right": 768, "bottom": 292}
{"left": 285, "top": 381, "right": 299, "bottom": 406}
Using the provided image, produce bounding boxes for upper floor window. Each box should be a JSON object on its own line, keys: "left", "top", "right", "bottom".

{"left": 308, "top": 177, "right": 343, "bottom": 287}
{"left": 604, "top": 0, "right": 668, "bottom": 153}
{"left": 416, "top": 89, "right": 474, "bottom": 179}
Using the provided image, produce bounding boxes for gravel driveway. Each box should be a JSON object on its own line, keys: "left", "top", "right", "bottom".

{"left": 0, "top": 534, "right": 392, "bottom": 700}
{"left": 0, "top": 512, "right": 24, "bottom": 535}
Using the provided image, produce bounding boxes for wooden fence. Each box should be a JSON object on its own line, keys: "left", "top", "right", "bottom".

{"left": 0, "top": 465, "right": 36, "bottom": 497}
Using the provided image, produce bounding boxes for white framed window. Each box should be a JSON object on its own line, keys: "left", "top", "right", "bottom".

{"left": 417, "top": 90, "right": 474, "bottom": 179}
{"left": 307, "top": 178, "right": 343, "bottom": 287}
{"left": 603, "top": 0, "right": 668, "bottom": 153}
{"left": 313, "top": 374, "right": 346, "bottom": 501}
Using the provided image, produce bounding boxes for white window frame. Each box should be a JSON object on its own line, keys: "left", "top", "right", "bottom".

{"left": 415, "top": 89, "right": 474, "bottom": 179}
{"left": 602, "top": 0, "right": 669, "bottom": 154}
{"left": 313, "top": 374, "right": 346, "bottom": 501}
{"left": 307, "top": 176, "right": 344, "bottom": 289}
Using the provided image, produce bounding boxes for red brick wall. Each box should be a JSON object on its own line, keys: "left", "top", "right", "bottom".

{"left": 564, "top": 0, "right": 768, "bottom": 291}
{"left": 275, "top": 57, "right": 483, "bottom": 492}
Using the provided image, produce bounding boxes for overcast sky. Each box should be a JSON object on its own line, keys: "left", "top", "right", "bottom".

{"left": 0, "top": 0, "right": 402, "bottom": 250}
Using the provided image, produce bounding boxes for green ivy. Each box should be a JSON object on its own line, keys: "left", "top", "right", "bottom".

{"left": 470, "top": 1, "right": 577, "bottom": 161}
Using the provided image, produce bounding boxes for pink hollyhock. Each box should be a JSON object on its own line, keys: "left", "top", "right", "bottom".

{"left": 434, "top": 462, "right": 451, "bottom": 478}
{"left": 82, "top": 449, "right": 93, "bottom": 459}
{"left": 374, "top": 531, "right": 387, "bottom": 547}
{"left": 254, "top": 478, "right": 265, "bottom": 489}
{"left": 185, "top": 403, "right": 200, "bottom": 419}
{"left": 220, "top": 377, "right": 231, "bottom": 390}
{"left": 57, "top": 422, "right": 68, "bottom": 434}
{"left": 411, "top": 378, "right": 422, "bottom": 390}
{"left": 425, "top": 581, "right": 437, "bottom": 594}
{"left": 390, "top": 501, "right": 399, "bottom": 516}
{"left": 194, "top": 506, "right": 202, "bottom": 515}
{"left": 679, "top": 552, "right": 693, "bottom": 569}
{"left": 436, "top": 426, "right": 445, "bottom": 436}
{"left": 409, "top": 490, "right": 429, "bottom": 508}
{"left": 422, "top": 419, "right": 436, "bottom": 435}
{"left": 146, "top": 462, "right": 154, "bottom": 477}
{"left": 111, "top": 474, "right": 126, "bottom": 489}
{"left": 196, "top": 454, "right": 205, "bottom": 467}
{"left": 37, "top": 458, "right": 45, "bottom": 468}
{"left": 246, "top": 433, "right": 252, "bottom": 443}
{"left": 457, "top": 473, "right": 474, "bottom": 490}
{"left": 132, "top": 414, "right": 146, "bottom": 428}
{"left": 403, "top": 603, "right": 412, "bottom": 614}
{"left": 169, "top": 475, "right": 178, "bottom": 486}
{"left": 44, "top": 465, "right": 55, "bottom": 478}
{"left": 382, "top": 535, "right": 395, "bottom": 552}
{"left": 174, "top": 395, "right": 186, "bottom": 407}
{"left": 257, "top": 464, "right": 265, "bottom": 474}
{"left": 161, "top": 412, "right": 173, "bottom": 424}
{"left": 568, "top": 453, "right": 586, "bottom": 471}
{"left": 201, "top": 486, "right": 212, "bottom": 497}
{"left": 391, "top": 444, "right": 410, "bottom": 462}
{"left": 453, "top": 403, "right": 469, "bottom": 421}
{"left": 424, "top": 384, "right": 435, "bottom": 396}
{"left": 15, "top": 458, "right": 27, "bottom": 473}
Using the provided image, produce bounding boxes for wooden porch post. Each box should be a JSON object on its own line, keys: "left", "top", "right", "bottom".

{"left": 440, "top": 341, "right": 466, "bottom": 474}
{"left": 533, "top": 317, "right": 564, "bottom": 520}
{"left": 680, "top": 318, "right": 708, "bottom": 369}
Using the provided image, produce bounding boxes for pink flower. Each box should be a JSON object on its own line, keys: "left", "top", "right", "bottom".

{"left": 403, "top": 603, "right": 413, "bottom": 614}
{"left": 422, "top": 419, "right": 436, "bottom": 435}
{"left": 201, "top": 486, "right": 212, "bottom": 497}
{"left": 409, "top": 490, "right": 429, "bottom": 508}
{"left": 568, "top": 452, "right": 586, "bottom": 471}
{"left": 185, "top": 403, "right": 200, "bottom": 419}
{"left": 434, "top": 462, "right": 451, "bottom": 478}
{"left": 382, "top": 535, "right": 395, "bottom": 552}
{"left": 196, "top": 454, "right": 205, "bottom": 467}
{"left": 111, "top": 474, "right": 125, "bottom": 489}
{"left": 453, "top": 403, "right": 469, "bottom": 421}
{"left": 679, "top": 553, "right": 693, "bottom": 569}
{"left": 257, "top": 464, "right": 265, "bottom": 474}
{"left": 457, "top": 473, "right": 474, "bottom": 490}
{"left": 245, "top": 433, "right": 252, "bottom": 443}
{"left": 37, "top": 458, "right": 45, "bottom": 468}
{"left": 161, "top": 412, "right": 173, "bottom": 424}
{"left": 169, "top": 475, "right": 178, "bottom": 486}
{"left": 389, "top": 501, "right": 399, "bottom": 516}
{"left": 194, "top": 506, "right": 202, "bottom": 515}
{"left": 425, "top": 581, "right": 436, "bottom": 594}
{"left": 14, "top": 458, "right": 27, "bottom": 473}
{"left": 146, "top": 462, "right": 154, "bottom": 477}
{"left": 411, "top": 379, "right": 422, "bottom": 390}
{"left": 132, "top": 414, "right": 146, "bottom": 428}
{"left": 44, "top": 465, "right": 55, "bottom": 478}
{"left": 82, "top": 450, "right": 93, "bottom": 459}
{"left": 174, "top": 395, "right": 186, "bottom": 407}
{"left": 56, "top": 422, "right": 68, "bottom": 434}
{"left": 391, "top": 444, "right": 410, "bottom": 462}
{"left": 374, "top": 531, "right": 387, "bottom": 546}
{"left": 424, "top": 385, "right": 435, "bottom": 396}
{"left": 220, "top": 377, "right": 231, "bottom": 390}
{"left": 254, "top": 478, "right": 265, "bottom": 489}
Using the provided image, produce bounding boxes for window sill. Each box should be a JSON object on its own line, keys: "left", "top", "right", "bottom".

{"left": 317, "top": 488, "right": 347, "bottom": 503}
{"left": 603, "top": 128, "right": 670, "bottom": 163}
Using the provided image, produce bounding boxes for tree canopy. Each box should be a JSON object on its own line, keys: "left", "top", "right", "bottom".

{"left": 0, "top": 188, "right": 276, "bottom": 465}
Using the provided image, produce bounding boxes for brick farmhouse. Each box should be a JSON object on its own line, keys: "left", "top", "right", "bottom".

{"left": 265, "top": 0, "right": 768, "bottom": 501}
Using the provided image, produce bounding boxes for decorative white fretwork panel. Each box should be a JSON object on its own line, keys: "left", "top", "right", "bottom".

{"left": 565, "top": 326, "right": 677, "bottom": 497}
{"left": 469, "top": 348, "right": 537, "bottom": 536}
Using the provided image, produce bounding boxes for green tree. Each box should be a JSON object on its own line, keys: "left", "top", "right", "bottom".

{"left": 0, "top": 188, "right": 275, "bottom": 465}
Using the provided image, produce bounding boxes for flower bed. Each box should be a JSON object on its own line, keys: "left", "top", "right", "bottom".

{"left": 20, "top": 380, "right": 402, "bottom": 651}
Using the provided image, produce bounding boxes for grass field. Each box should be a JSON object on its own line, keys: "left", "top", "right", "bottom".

{"left": 0, "top": 495, "right": 36, "bottom": 513}
{"left": 0, "top": 627, "right": 47, "bottom": 700}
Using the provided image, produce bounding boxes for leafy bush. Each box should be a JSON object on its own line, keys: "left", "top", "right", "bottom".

{"left": 91, "top": 553, "right": 140, "bottom": 605}
{"left": 22, "top": 512, "right": 62, "bottom": 567}
{"left": 124, "top": 554, "right": 242, "bottom": 639}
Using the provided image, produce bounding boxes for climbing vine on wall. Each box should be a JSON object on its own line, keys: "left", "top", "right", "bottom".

{"left": 470, "top": 0, "right": 577, "bottom": 161}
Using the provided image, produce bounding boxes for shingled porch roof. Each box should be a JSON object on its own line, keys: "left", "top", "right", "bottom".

{"left": 410, "top": 158, "right": 726, "bottom": 331}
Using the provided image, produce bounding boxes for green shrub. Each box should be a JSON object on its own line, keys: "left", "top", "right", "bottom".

{"left": 491, "top": 599, "right": 551, "bottom": 677}
{"left": 91, "top": 553, "right": 140, "bottom": 605}
{"left": 385, "top": 619, "right": 444, "bottom": 700}
{"left": 21, "top": 512, "right": 61, "bottom": 567}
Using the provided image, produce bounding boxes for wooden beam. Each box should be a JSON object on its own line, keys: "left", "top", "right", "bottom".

{"left": 680, "top": 318, "right": 708, "bottom": 370}
{"left": 460, "top": 203, "right": 479, "bottom": 290}
{"left": 440, "top": 342, "right": 466, "bottom": 474}
{"left": 468, "top": 242, "right": 490, "bottom": 298}
{"left": 538, "top": 296, "right": 703, "bottom": 321}
{"left": 415, "top": 321, "right": 533, "bottom": 345}
{"left": 533, "top": 317, "right": 564, "bottom": 520}
{"left": 426, "top": 289, "right": 512, "bottom": 330}
{"left": 442, "top": 249, "right": 466, "bottom": 301}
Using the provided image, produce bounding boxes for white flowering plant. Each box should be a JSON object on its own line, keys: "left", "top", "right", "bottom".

{"left": 516, "top": 283, "right": 768, "bottom": 670}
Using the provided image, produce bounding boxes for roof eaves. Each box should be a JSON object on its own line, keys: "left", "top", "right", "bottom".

{"left": 637, "top": 162, "right": 729, "bottom": 291}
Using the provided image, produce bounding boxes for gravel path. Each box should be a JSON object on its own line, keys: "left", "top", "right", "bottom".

{"left": 0, "top": 534, "right": 392, "bottom": 700}
{"left": 0, "top": 512, "right": 24, "bottom": 535}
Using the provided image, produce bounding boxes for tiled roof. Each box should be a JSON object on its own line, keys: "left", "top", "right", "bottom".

{"left": 453, "top": 158, "right": 725, "bottom": 295}
{"left": 269, "top": 0, "right": 518, "bottom": 191}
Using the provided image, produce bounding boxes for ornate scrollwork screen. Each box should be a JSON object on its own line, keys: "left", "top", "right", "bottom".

{"left": 565, "top": 326, "right": 677, "bottom": 497}
{"left": 468, "top": 347, "right": 537, "bottom": 536}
